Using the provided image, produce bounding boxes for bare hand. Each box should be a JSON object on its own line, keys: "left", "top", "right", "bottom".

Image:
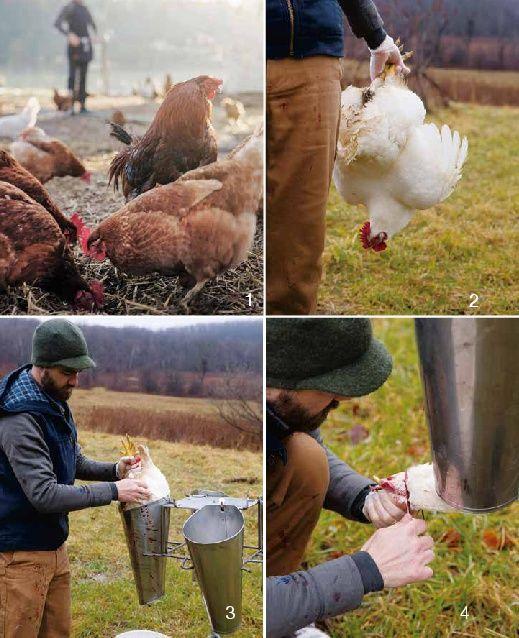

{"left": 116, "top": 479, "right": 151, "bottom": 504}
{"left": 116, "top": 455, "right": 141, "bottom": 479}
{"left": 68, "top": 33, "right": 81, "bottom": 47}
{"left": 361, "top": 514, "right": 434, "bottom": 587}
{"left": 363, "top": 489, "right": 407, "bottom": 528}
{"left": 369, "top": 35, "right": 410, "bottom": 80}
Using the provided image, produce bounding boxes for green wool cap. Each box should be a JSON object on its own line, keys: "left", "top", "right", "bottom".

{"left": 31, "top": 319, "right": 96, "bottom": 371}
{"left": 266, "top": 318, "right": 392, "bottom": 397}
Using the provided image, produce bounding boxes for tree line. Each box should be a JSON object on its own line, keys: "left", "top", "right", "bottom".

{"left": 0, "top": 319, "right": 262, "bottom": 399}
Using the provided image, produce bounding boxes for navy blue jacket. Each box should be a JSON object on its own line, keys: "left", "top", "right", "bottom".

{"left": 267, "top": 0, "right": 386, "bottom": 59}
{"left": 0, "top": 366, "right": 77, "bottom": 551}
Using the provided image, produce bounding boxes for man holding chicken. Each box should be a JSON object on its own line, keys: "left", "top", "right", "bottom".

{"left": 0, "top": 319, "right": 149, "bottom": 638}
{"left": 266, "top": 0, "right": 409, "bottom": 314}
{"left": 266, "top": 318, "right": 434, "bottom": 638}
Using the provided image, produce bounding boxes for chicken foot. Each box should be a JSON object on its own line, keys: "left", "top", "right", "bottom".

{"left": 180, "top": 279, "right": 208, "bottom": 313}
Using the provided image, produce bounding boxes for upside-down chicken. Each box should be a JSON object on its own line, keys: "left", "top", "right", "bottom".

{"left": 9, "top": 127, "right": 91, "bottom": 185}
{"left": 84, "top": 127, "right": 263, "bottom": 307}
{"left": 333, "top": 65, "right": 468, "bottom": 251}
{"left": 109, "top": 75, "right": 222, "bottom": 201}
{"left": 0, "top": 181, "right": 103, "bottom": 309}
{"left": 0, "top": 149, "right": 78, "bottom": 242}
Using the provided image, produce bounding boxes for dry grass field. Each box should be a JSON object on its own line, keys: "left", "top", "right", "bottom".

{"left": 69, "top": 388, "right": 261, "bottom": 451}
{"left": 308, "top": 319, "right": 519, "bottom": 637}
{"left": 70, "top": 431, "right": 262, "bottom": 637}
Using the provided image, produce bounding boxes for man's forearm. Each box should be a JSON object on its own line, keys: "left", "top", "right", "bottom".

{"left": 339, "top": 0, "right": 387, "bottom": 49}
{"left": 76, "top": 445, "right": 118, "bottom": 482}
{"left": 309, "top": 428, "right": 374, "bottom": 520}
{"left": 324, "top": 446, "right": 374, "bottom": 520}
{"left": 0, "top": 414, "right": 117, "bottom": 514}
{"left": 267, "top": 553, "right": 380, "bottom": 637}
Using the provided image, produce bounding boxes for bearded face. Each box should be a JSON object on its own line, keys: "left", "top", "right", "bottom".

{"left": 40, "top": 367, "right": 78, "bottom": 402}
{"left": 271, "top": 390, "right": 340, "bottom": 432}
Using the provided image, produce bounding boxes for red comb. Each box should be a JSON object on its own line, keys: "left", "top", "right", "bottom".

{"left": 359, "top": 220, "right": 387, "bottom": 252}
{"left": 359, "top": 221, "right": 371, "bottom": 249}
{"left": 70, "top": 212, "right": 91, "bottom": 254}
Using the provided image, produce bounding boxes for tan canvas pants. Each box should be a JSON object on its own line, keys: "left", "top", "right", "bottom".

{"left": 267, "top": 432, "right": 330, "bottom": 576}
{"left": 0, "top": 545, "right": 71, "bottom": 638}
{"left": 266, "top": 56, "right": 342, "bottom": 315}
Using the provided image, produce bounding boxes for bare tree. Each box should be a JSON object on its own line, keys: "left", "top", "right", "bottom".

{"left": 385, "top": 0, "right": 452, "bottom": 110}
{"left": 213, "top": 362, "right": 262, "bottom": 441}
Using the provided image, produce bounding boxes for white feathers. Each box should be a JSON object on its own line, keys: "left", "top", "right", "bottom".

{"left": 334, "top": 74, "right": 468, "bottom": 245}
{"left": 124, "top": 444, "right": 170, "bottom": 510}
{"left": 378, "top": 463, "right": 456, "bottom": 513}
{"left": 0, "top": 97, "right": 41, "bottom": 139}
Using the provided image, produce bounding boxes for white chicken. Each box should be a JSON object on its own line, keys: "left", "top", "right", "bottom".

{"left": 373, "top": 463, "right": 456, "bottom": 512}
{"left": 0, "top": 97, "right": 40, "bottom": 139}
{"left": 333, "top": 69, "right": 468, "bottom": 251}
{"left": 121, "top": 438, "right": 170, "bottom": 510}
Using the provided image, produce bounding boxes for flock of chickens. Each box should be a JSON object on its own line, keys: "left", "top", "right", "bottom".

{"left": 0, "top": 76, "right": 263, "bottom": 312}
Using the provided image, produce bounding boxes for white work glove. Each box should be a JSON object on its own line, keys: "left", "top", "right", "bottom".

{"left": 116, "top": 454, "right": 141, "bottom": 479}
{"left": 369, "top": 35, "right": 410, "bottom": 80}
{"left": 362, "top": 489, "right": 407, "bottom": 528}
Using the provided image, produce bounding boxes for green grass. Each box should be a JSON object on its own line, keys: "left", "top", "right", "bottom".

{"left": 69, "top": 431, "right": 262, "bottom": 637}
{"left": 319, "top": 104, "right": 519, "bottom": 314}
{"left": 306, "top": 319, "right": 519, "bottom": 637}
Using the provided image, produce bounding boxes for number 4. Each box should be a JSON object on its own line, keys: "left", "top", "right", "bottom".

{"left": 460, "top": 605, "right": 469, "bottom": 618}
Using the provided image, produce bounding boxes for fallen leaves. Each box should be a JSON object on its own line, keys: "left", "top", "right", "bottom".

{"left": 346, "top": 424, "right": 370, "bottom": 445}
{"left": 482, "top": 528, "right": 516, "bottom": 551}
{"left": 439, "top": 528, "right": 462, "bottom": 550}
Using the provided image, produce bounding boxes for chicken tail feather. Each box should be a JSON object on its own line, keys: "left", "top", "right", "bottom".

{"left": 109, "top": 122, "right": 133, "bottom": 145}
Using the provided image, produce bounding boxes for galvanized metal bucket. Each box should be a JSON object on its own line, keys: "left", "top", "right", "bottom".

{"left": 119, "top": 497, "right": 171, "bottom": 604}
{"left": 415, "top": 318, "right": 519, "bottom": 512}
{"left": 183, "top": 504, "right": 244, "bottom": 635}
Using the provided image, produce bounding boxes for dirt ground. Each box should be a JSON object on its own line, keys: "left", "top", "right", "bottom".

{"left": 0, "top": 92, "right": 263, "bottom": 315}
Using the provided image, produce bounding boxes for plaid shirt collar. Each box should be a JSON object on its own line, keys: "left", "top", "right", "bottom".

{"left": 1, "top": 365, "right": 68, "bottom": 416}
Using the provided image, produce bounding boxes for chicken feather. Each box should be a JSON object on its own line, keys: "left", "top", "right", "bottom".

{"left": 334, "top": 73, "right": 468, "bottom": 250}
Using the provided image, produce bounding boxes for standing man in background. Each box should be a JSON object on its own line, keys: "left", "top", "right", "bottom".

{"left": 54, "top": 0, "right": 98, "bottom": 115}
{"left": 266, "top": 0, "right": 409, "bottom": 314}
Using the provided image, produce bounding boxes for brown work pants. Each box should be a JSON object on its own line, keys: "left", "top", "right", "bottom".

{"left": 0, "top": 545, "right": 71, "bottom": 638}
{"left": 266, "top": 56, "right": 342, "bottom": 315}
{"left": 267, "top": 432, "right": 330, "bottom": 576}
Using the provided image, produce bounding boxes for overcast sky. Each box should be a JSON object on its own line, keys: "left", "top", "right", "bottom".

{"left": 0, "top": 316, "right": 261, "bottom": 331}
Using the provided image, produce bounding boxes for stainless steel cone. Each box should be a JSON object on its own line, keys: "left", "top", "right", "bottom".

{"left": 183, "top": 504, "right": 244, "bottom": 635}
{"left": 119, "top": 497, "right": 171, "bottom": 604}
{"left": 416, "top": 318, "right": 519, "bottom": 512}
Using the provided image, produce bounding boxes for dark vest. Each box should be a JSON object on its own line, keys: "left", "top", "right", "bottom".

{"left": 0, "top": 366, "right": 77, "bottom": 551}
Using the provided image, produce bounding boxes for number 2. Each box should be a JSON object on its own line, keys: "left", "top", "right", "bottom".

{"left": 469, "top": 293, "right": 479, "bottom": 308}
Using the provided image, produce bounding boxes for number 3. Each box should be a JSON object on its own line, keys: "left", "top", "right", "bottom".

{"left": 226, "top": 605, "right": 235, "bottom": 620}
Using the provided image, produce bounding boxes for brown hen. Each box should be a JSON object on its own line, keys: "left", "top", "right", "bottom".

{"left": 0, "top": 149, "right": 78, "bottom": 242}
{"left": 0, "top": 181, "right": 103, "bottom": 309}
{"left": 108, "top": 75, "right": 222, "bottom": 202}
{"left": 9, "top": 127, "right": 91, "bottom": 184}
{"left": 87, "top": 127, "right": 263, "bottom": 308}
